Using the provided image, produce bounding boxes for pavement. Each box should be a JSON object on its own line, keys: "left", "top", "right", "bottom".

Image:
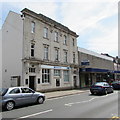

{"left": 44, "top": 88, "right": 89, "bottom": 99}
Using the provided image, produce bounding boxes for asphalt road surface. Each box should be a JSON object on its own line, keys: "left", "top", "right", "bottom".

{"left": 2, "top": 90, "right": 119, "bottom": 119}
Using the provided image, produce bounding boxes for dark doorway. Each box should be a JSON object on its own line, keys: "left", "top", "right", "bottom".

{"left": 74, "top": 76, "right": 77, "bottom": 88}
{"left": 29, "top": 76, "right": 35, "bottom": 90}
{"left": 56, "top": 79, "right": 60, "bottom": 87}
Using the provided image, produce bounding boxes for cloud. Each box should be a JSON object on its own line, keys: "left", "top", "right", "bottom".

{"left": 58, "top": 1, "right": 118, "bottom": 56}
{"left": 1, "top": 0, "right": 119, "bottom": 56}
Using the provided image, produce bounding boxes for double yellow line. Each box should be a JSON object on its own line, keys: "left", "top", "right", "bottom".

{"left": 110, "top": 116, "right": 120, "bottom": 120}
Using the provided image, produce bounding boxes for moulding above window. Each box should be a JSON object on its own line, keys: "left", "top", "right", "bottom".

{"left": 43, "top": 37, "right": 49, "bottom": 40}
{"left": 43, "top": 44, "right": 49, "bottom": 47}
{"left": 31, "top": 39, "right": 36, "bottom": 44}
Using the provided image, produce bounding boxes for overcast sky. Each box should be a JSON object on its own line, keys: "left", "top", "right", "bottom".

{"left": 1, "top": 0, "right": 119, "bottom": 57}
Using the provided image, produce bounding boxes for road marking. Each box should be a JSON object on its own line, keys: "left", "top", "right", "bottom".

{"left": 65, "top": 92, "right": 117, "bottom": 107}
{"left": 109, "top": 116, "right": 120, "bottom": 120}
{"left": 65, "top": 97, "right": 96, "bottom": 106}
{"left": 13, "top": 109, "right": 53, "bottom": 120}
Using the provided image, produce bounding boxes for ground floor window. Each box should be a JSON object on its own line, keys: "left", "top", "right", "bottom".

{"left": 54, "top": 70, "right": 60, "bottom": 76}
{"left": 29, "top": 67, "right": 36, "bottom": 73}
{"left": 63, "top": 70, "right": 69, "bottom": 82}
{"left": 42, "top": 69, "right": 50, "bottom": 83}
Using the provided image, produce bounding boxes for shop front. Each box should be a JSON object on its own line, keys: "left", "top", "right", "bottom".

{"left": 79, "top": 68, "right": 115, "bottom": 88}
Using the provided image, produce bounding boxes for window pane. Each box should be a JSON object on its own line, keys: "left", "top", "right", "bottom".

{"left": 42, "top": 69, "right": 50, "bottom": 83}
{"left": 55, "top": 32, "right": 58, "bottom": 42}
{"left": 64, "top": 35, "right": 67, "bottom": 45}
{"left": 44, "top": 27, "right": 48, "bottom": 38}
{"left": 9, "top": 88, "right": 20, "bottom": 94}
{"left": 64, "top": 71, "right": 69, "bottom": 82}
{"left": 31, "top": 22, "right": 35, "bottom": 33}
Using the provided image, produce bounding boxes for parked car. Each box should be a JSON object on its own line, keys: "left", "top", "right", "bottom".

{"left": 0, "top": 87, "right": 45, "bottom": 111}
{"left": 111, "top": 81, "right": 120, "bottom": 90}
{"left": 90, "top": 82, "right": 113, "bottom": 95}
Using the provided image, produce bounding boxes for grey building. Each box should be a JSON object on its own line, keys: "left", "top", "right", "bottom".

{"left": 2, "top": 8, "right": 79, "bottom": 91}
{"left": 78, "top": 47, "right": 115, "bottom": 88}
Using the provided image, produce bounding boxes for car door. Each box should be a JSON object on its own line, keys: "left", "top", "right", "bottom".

{"left": 104, "top": 83, "right": 111, "bottom": 93}
{"left": 8, "top": 88, "right": 23, "bottom": 106}
{"left": 21, "top": 88, "right": 35, "bottom": 104}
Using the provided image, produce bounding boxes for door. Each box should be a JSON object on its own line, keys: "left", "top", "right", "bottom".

{"left": 21, "top": 88, "right": 35, "bottom": 104}
{"left": 29, "top": 76, "right": 36, "bottom": 90}
{"left": 74, "top": 76, "right": 77, "bottom": 88}
{"left": 8, "top": 88, "right": 23, "bottom": 106}
{"left": 56, "top": 79, "right": 60, "bottom": 87}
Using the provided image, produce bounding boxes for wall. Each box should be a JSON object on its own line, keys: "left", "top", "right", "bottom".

{"left": 23, "top": 14, "right": 78, "bottom": 64}
{"left": 22, "top": 12, "right": 79, "bottom": 91}
{"left": 78, "top": 47, "right": 114, "bottom": 70}
{"left": 2, "top": 11, "right": 23, "bottom": 87}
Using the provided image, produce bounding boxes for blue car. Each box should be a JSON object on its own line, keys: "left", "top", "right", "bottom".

{"left": 90, "top": 82, "right": 114, "bottom": 95}
{"left": 111, "top": 81, "right": 120, "bottom": 90}
{"left": 0, "top": 87, "right": 45, "bottom": 111}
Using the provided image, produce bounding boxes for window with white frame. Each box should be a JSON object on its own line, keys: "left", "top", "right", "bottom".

{"left": 31, "top": 21, "right": 35, "bottom": 33}
{"left": 55, "top": 48, "right": 59, "bottom": 61}
{"left": 55, "top": 31, "right": 58, "bottom": 42}
{"left": 64, "top": 50, "right": 68, "bottom": 63}
{"left": 63, "top": 70, "right": 69, "bottom": 82}
{"left": 42, "top": 69, "right": 50, "bottom": 83}
{"left": 31, "top": 44, "right": 35, "bottom": 57}
{"left": 54, "top": 70, "right": 60, "bottom": 76}
{"left": 73, "top": 52, "right": 75, "bottom": 63}
{"left": 63, "top": 35, "right": 67, "bottom": 45}
{"left": 44, "top": 45, "right": 49, "bottom": 60}
{"left": 44, "top": 27, "right": 48, "bottom": 38}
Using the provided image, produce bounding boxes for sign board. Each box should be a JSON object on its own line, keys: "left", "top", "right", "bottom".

{"left": 81, "top": 60, "right": 90, "bottom": 66}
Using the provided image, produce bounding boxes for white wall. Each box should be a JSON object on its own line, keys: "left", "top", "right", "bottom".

{"left": 2, "top": 11, "right": 23, "bottom": 88}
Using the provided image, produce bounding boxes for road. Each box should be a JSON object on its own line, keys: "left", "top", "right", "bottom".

{"left": 2, "top": 90, "right": 119, "bottom": 119}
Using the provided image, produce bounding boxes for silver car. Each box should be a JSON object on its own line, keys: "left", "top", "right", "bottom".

{"left": 0, "top": 87, "right": 45, "bottom": 111}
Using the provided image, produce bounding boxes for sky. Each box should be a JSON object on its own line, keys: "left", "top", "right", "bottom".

{"left": 0, "top": 0, "right": 119, "bottom": 57}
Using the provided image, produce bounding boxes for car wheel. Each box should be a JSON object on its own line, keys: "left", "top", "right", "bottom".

{"left": 37, "top": 97, "right": 44, "bottom": 104}
{"left": 91, "top": 92, "right": 94, "bottom": 95}
{"left": 6, "top": 101, "right": 15, "bottom": 111}
{"left": 111, "top": 89, "right": 114, "bottom": 93}
{"left": 104, "top": 89, "right": 107, "bottom": 95}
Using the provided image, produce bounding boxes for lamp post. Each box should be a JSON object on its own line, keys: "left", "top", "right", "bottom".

{"left": 116, "top": 56, "right": 119, "bottom": 80}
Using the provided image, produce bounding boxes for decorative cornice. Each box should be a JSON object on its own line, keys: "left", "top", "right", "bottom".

{"left": 21, "top": 8, "right": 79, "bottom": 38}
{"left": 22, "top": 58, "right": 79, "bottom": 68}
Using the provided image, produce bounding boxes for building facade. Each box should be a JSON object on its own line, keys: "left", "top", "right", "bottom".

{"left": 2, "top": 8, "right": 79, "bottom": 91}
{"left": 78, "top": 47, "right": 115, "bottom": 88}
{"left": 2, "top": 11, "right": 23, "bottom": 88}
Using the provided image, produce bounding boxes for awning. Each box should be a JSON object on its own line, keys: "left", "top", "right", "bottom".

{"left": 80, "top": 68, "right": 117, "bottom": 73}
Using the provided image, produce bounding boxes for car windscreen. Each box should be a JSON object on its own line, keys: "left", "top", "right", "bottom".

{"left": 0, "top": 88, "right": 8, "bottom": 96}
{"left": 94, "top": 83, "right": 104, "bottom": 86}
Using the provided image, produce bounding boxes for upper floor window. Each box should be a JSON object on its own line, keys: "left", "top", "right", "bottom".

{"left": 44, "top": 45, "right": 49, "bottom": 60}
{"left": 73, "top": 38, "right": 75, "bottom": 46}
{"left": 64, "top": 50, "right": 68, "bottom": 63}
{"left": 31, "top": 21, "right": 35, "bottom": 33}
{"left": 55, "top": 32, "right": 58, "bottom": 42}
{"left": 44, "top": 27, "right": 48, "bottom": 38}
{"left": 31, "top": 44, "right": 35, "bottom": 57}
{"left": 73, "top": 52, "right": 75, "bottom": 63}
{"left": 63, "top": 35, "right": 67, "bottom": 45}
{"left": 55, "top": 48, "right": 59, "bottom": 61}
